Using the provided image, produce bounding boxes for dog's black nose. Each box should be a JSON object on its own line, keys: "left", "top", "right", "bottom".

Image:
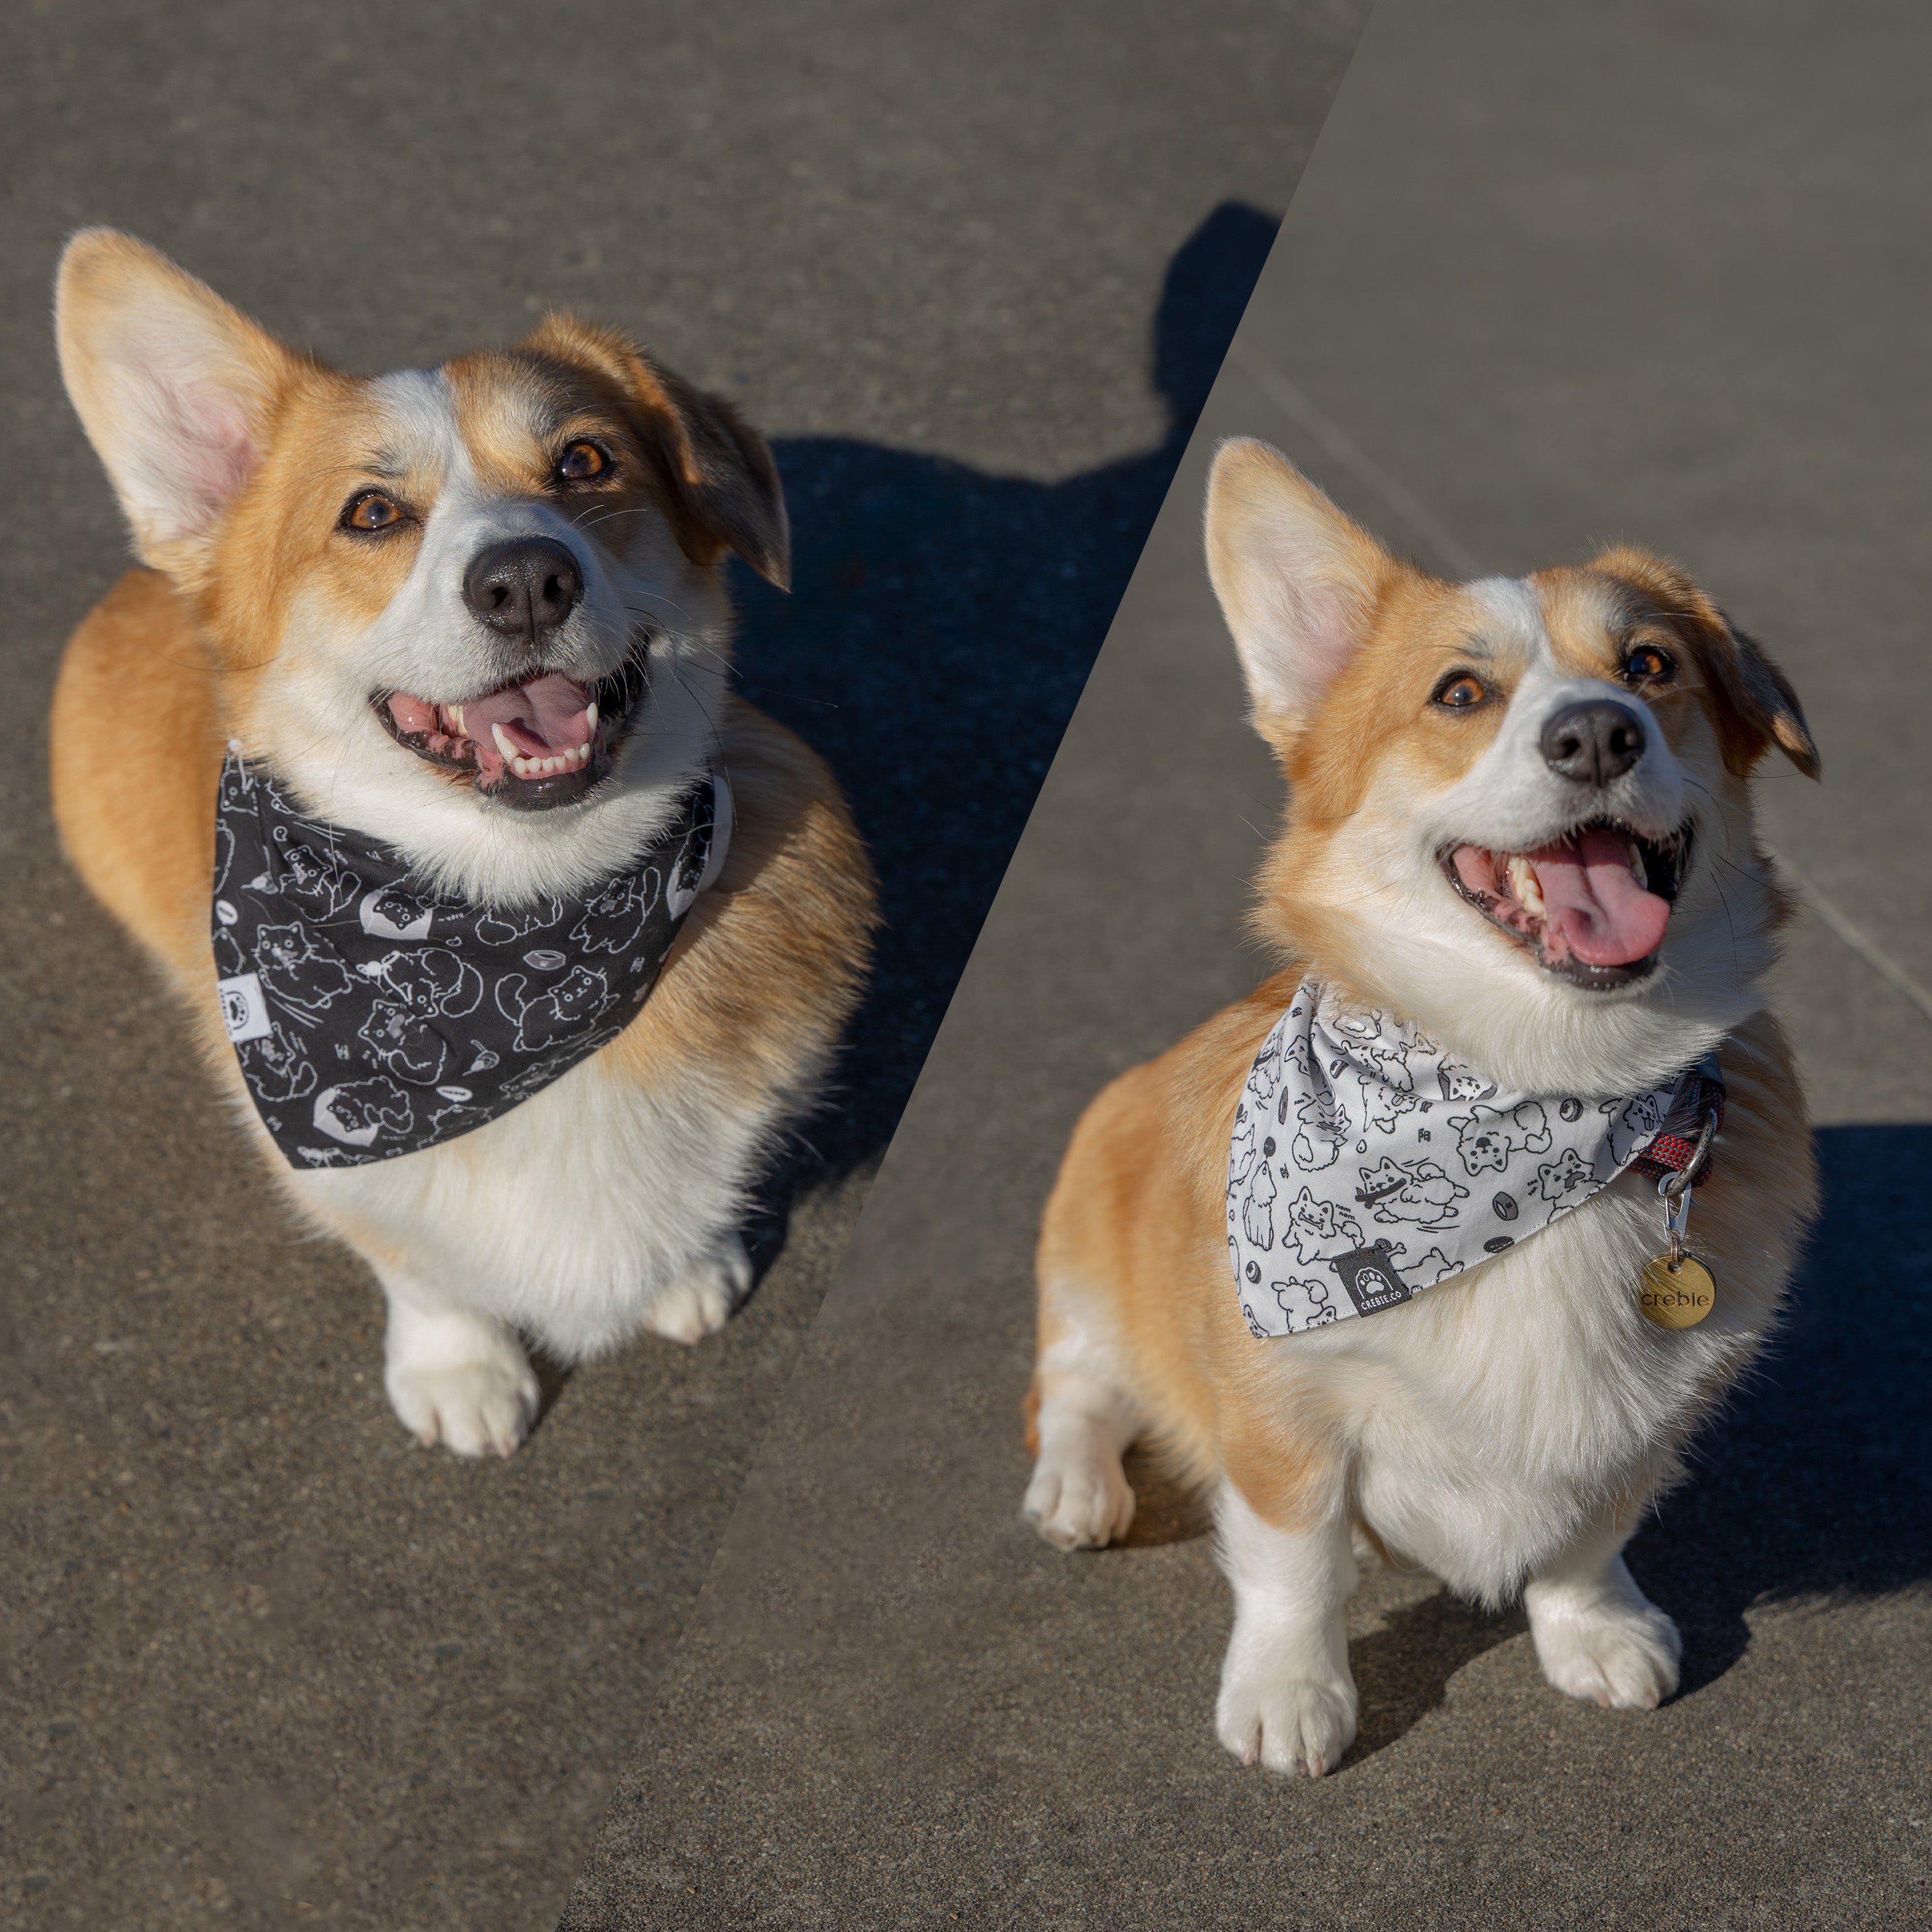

{"left": 463, "top": 538, "right": 583, "bottom": 640}
{"left": 1540, "top": 699, "right": 1646, "bottom": 786}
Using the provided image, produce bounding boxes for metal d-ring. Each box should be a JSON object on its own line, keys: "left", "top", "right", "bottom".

{"left": 1655, "top": 1108, "right": 1719, "bottom": 1204}
{"left": 1654, "top": 1108, "right": 1719, "bottom": 1271}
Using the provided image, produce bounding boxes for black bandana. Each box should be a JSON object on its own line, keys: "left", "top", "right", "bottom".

{"left": 211, "top": 748, "right": 726, "bottom": 1168}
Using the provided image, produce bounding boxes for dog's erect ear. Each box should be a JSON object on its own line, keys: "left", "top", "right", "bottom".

{"left": 522, "top": 316, "right": 790, "bottom": 589}
{"left": 1589, "top": 547, "right": 1821, "bottom": 781}
{"left": 1204, "top": 439, "right": 1395, "bottom": 737}
{"left": 55, "top": 230, "right": 302, "bottom": 586}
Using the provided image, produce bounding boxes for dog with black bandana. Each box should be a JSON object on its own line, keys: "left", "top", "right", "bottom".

{"left": 52, "top": 232, "right": 876, "bottom": 1456}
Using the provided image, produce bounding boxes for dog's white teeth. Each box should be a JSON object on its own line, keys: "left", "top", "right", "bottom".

{"left": 504, "top": 742, "right": 592, "bottom": 781}
{"left": 1506, "top": 853, "right": 1546, "bottom": 918}
{"left": 491, "top": 723, "right": 519, "bottom": 762}
{"left": 1628, "top": 838, "right": 1648, "bottom": 889}
{"left": 450, "top": 704, "right": 465, "bottom": 735}
{"left": 584, "top": 699, "right": 598, "bottom": 732}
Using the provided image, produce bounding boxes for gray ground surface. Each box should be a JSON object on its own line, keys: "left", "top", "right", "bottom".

{"left": 560, "top": 3, "right": 1932, "bottom": 1925}
{"left": 0, "top": 6, "right": 1363, "bottom": 1927}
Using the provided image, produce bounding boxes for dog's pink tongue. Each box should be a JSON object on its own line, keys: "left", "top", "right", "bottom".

{"left": 464, "top": 673, "right": 592, "bottom": 775}
{"left": 1529, "top": 828, "right": 1671, "bottom": 965}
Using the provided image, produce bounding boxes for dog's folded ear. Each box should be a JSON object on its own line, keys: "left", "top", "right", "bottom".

{"left": 1718, "top": 623, "right": 1821, "bottom": 781}
{"left": 1204, "top": 439, "right": 1398, "bottom": 741}
{"left": 55, "top": 230, "right": 303, "bottom": 588}
{"left": 1589, "top": 548, "right": 1821, "bottom": 781}
{"left": 521, "top": 317, "right": 790, "bottom": 590}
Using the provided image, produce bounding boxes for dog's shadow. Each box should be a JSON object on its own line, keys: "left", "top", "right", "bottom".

{"left": 1628, "top": 1122, "right": 1932, "bottom": 1692}
{"left": 730, "top": 202, "right": 1281, "bottom": 1253}
{"left": 1117, "top": 1446, "right": 1216, "bottom": 1548}
{"left": 1347, "top": 1588, "right": 1527, "bottom": 1761}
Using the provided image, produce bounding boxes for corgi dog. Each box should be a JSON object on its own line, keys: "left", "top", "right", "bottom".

{"left": 1024, "top": 440, "right": 1819, "bottom": 1775}
{"left": 52, "top": 232, "right": 875, "bottom": 1457}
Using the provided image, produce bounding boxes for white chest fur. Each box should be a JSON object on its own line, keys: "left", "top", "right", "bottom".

{"left": 279, "top": 1041, "right": 767, "bottom": 1361}
{"left": 1273, "top": 1161, "right": 1785, "bottom": 1602}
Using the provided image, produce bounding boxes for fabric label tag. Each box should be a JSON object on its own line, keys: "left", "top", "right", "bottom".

{"left": 1329, "top": 1243, "right": 1414, "bottom": 1317}
{"left": 217, "top": 972, "right": 274, "bottom": 1045}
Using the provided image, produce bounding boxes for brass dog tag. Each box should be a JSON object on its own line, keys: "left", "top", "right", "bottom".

{"left": 1638, "top": 1255, "right": 1717, "bottom": 1329}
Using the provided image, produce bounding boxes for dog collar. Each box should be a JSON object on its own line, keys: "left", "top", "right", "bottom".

{"left": 211, "top": 748, "right": 730, "bottom": 1168}
{"left": 1226, "top": 977, "right": 1721, "bottom": 1336}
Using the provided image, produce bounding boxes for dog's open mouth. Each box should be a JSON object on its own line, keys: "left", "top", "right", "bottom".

{"left": 1441, "top": 821, "right": 1691, "bottom": 990}
{"left": 374, "top": 652, "right": 649, "bottom": 812}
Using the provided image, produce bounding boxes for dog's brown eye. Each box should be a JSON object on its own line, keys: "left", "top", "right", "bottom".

{"left": 342, "top": 491, "right": 405, "bottom": 534}
{"left": 556, "top": 440, "right": 610, "bottom": 482}
{"left": 1434, "top": 672, "right": 1488, "bottom": 710}
{"left": 1622, "top": 643, "right": 1676, "bottom": 684}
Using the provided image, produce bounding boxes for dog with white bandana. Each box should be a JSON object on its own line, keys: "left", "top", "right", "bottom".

{"left": 1023, "top": 440, "right": 1819, "bottom": 1776}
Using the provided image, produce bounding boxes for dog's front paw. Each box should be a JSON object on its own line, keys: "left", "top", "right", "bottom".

{"left": 644, "top": 1233, "right": 754, "bottom": 1345}
{"left": 1532, "top": 1592, "right": 1682, "bottom": 1710}
{"left": 1215, "top": 1647, "right": 1358, "bottom": 1777}
{"left": 384, "top": 1308, "right": 540, "bottom": 1458}
{"left": 1023, "top": 1440, "right": 1136, "bottom": 1551}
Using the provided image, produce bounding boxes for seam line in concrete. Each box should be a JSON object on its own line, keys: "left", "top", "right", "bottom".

{"left": 1779, "top": 861, "right": 1932, "bottom": 1030}
{"left": 1235, "top": 341, "right": 1932, "bottom": 1036}
{"left": 1227, "top": 339, "right": 1482, "bottom": 575}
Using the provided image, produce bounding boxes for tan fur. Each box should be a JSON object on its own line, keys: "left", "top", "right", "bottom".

{"left": 1037, "top": 976, "right": 1345, "bottom": 1530}
{"left": 52, "top": 569, "right": 225, "bottom": 998}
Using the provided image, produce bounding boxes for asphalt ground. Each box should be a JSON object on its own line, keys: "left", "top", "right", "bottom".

{"left": 0, "top": 6, "right": 1365, "bottom": 1927}
{"left": 558, "top": 3, "right": 1932, "bottom": 1925}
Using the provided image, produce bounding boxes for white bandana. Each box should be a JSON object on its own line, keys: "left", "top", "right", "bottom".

{"left": 1227, "top": 979, "right": 1694, "bottom": 1337}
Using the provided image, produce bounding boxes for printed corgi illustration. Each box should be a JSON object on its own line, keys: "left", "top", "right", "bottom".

{"left": 1353, "top": 1155, "right": 1468, "bottom": 1228}
{"left": 1447, "top": 1100, "right": 1553, "bottom": 1176}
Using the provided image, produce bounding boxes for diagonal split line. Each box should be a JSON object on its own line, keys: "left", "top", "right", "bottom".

{"left": 1229, "top": 339, "right": 1932, "bottom": 1033}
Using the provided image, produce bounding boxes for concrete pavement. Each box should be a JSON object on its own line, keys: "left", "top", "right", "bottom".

{"left": 0, "top": 6, "right": 1364, "bottom": 1927}
{"left": 558, "top": 3, "right": 1932, "bottom": 1924}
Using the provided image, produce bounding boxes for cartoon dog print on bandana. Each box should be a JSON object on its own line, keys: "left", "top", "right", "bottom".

{"left": 1354, "top": 1156, "right": 1469, "bottom": 1229}
{"left": 1447, "top": 1101, "right": 1553, "bottom": 1176}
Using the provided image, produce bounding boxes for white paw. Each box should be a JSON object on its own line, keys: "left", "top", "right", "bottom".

{"left": 384, "top": 1313, "right": 540, "bottom": 1459}
{"left": 1533, "top": 1594, "right": 1682, "bottom": 1710}
{"left": 643, "top": 1233, "right": 753, "bottom": 1345}
{"left": 1215, "top": 1648, "right": 1358, "bottom": 1777}
{"left": 1023, "top": 1440, "right": 1136, "bottom": 1550}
